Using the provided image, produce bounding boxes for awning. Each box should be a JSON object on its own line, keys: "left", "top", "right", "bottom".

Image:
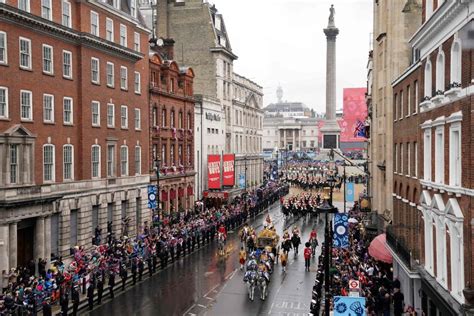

{"left": 203, "top": 191, "right": 229, "bottom": 199}
{"left": 178, "top": 187, "right": 185, "bottom": 198}
{"left": 368, "top": 233, "right": 393, "bottom": 263}
{"left": 170, "top": 189, "right": 176, "bottom": 200}
{"left": 187, "top": 186, "right": 194, "bottom": 196}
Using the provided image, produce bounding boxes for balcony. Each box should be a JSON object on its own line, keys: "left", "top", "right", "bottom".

{"left": 386, "top": 225, "right": 412, "bottom": 269}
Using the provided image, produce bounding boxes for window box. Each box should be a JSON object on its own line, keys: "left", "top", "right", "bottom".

{"left": 431, "top": 91, "right": 445, "bottom": 105}
{"left": 445, "top": 83, "right": 461, "bottom": 100}
{"left": 420, "top": 97, "right": 433, "bottom": 112}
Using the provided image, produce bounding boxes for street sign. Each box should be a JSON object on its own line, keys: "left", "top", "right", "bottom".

{"left": 148, "top": 185, "right": 157, "bottom": 209}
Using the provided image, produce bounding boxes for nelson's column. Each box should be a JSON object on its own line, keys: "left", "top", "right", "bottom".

{"left": 320, "top": 5, "right": 341, "bottom": 150}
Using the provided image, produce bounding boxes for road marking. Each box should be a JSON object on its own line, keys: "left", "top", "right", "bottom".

{"left": 204, "top": 284, "right": 219, "bottom": 297}
{"left": 197, "top": 304, "right": 206, "bottom": 308}
{"left": 183, "top": 304, "right": 196, "bottom": 316}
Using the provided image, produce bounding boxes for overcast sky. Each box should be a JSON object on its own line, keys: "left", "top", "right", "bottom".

{"left": 211, "top": 0, "right": 373, "bottom": 113}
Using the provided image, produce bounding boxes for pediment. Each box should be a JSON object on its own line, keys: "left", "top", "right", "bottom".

{"left": 3, "top": 124, "right": 36, "bottom": 138}
{"left": 446, "top": 198, "right": 463, "bottom": 219}
{"left": 430, "top": 194, "right": 445, "bottom": 212}
{"left": 419, "top": 190, "right": 432, "bottom": 206}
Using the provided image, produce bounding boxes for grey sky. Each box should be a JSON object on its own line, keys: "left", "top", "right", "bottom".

{"left": 212, "top": 0, "right": 373, "bottom": 113}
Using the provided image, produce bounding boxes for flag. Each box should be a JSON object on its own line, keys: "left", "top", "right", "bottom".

{"left": 346, "top": 182, "right": 355, "bottom": 202}
{"left": 333, "top": 213, "right": 349, "bottom": 248}
{"left": 334, "top": 296, "right": 366, "bottom": 316}
{"left": 353, "top": 120, "right": 366, "bottom": 138}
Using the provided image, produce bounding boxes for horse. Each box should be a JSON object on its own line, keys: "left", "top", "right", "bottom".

{"left": 217, "top": 233, "right": 226, "bottom": 256}
{"left": 257, "top": 270, "right": 270, "bottom": 300}
{"left": 291, "top": 233, "right": 301, "bottom": 256}
{"left": 243, "top": 270, "right": 257, "bottom": 301}
{"left": 282, "top": 239, "right": 292, "bottom": 254}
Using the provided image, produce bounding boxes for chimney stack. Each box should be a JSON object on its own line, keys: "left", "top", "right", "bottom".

{"left": 157, "top": 0, "right": 169, "bottom": 38}
{"left": 163, "top": 38, "right": 175, "bottom": 60}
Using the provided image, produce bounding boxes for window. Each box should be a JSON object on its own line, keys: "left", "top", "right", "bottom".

{"left": 42, "top": 45, "right": 53, "bottom": 74}
{"left": 449, "top": 124, "right": 461, "bottom": 186}
{"left": 407, "top": 143, "right": 411, "bottom": 176}
{"left": 134, "top": 32, "right": 140, "bottom": 52}
{"left": 170, "top": 79, "right": 174, "bottom": 93}
{"left": 106, "top": 62, "right": 114, "bottom": 87}
{"left": 161, "top": 144, "right": 166, "bottom": 164}
{"left": 394, "top": 144, "right": 398, "bottom": 173}
{"left": 178, "top": 145, "right": 183, "bottom": 165}
{"left": 120, "top": 66, "right": 128, "bottom": 90}
{"left": 0, "top": 32, "right": 6, "bottom": 65}
{"left": 120, "top": 146, "right": 128, "bottom": 176}
{"left": 134, "top": 146, "right": 141, "bottom": 175}
{"left": 152, "top": 107, "right": 157, "bottom": 126}
{"left": 424, "top": 129, "right": 432, "bottom": 181}
{"left": 107, "top": 103, "right": 115, "bottom": 127}
{"left": 90, "top": 11, "right": 99, "bottom": 36}
{"left": 187, "top": 112, "right": 191, "bottom": 129}
{"left": 43, "top": 144, "right": 55, "bottom": 182}
{"left": 414, "top": 142, "right": 418, "bottom": 177}
{"left": 450, "top": 40, "right": 462, "bottom": 85}
{"left": 62, "top": 0, "right": 71, "bottom": 27}
{"left": 424, "top": 61, "right": 432, "bottom": 98}
{"left": 107, "top": 144, "right": 115, "bottom": 177}
{"left": 120, "top": 105, "right": 128, "bottom": 128}
{"left": 63, "top": 97, "right": 73, "bottom": 124}
{"left": 426, "top": 0, "right": 433, "bottom": 19}
{"left": 63, "top": 50, "right": 72, "bottom": 78}
{"left": 113, "top": 0, "right": 120, "bottom": 9}
{"left": 18, "top": 0, "right": 30, "bottom": 12}
{"left": 91, "top": 58, "right": 99, "bottom": 84}
{"left": 178, "top": 112, "right": 183, "bottom": 128}
{"left": 435, "top": 127, "right": 444, "bottom": 184}
{"left": 20, "top": 90, "right": 32, "bottom": 120}
{"left": 120, "top": 24, "right": 127, "bottom": 47}
{"left": 43, "top": 94, "right": 54, "bottom": 123}
{"left": 63, "top": 145, "right": 73, "bottom": 180}
{"left": 106, "top": 18, "right": 114, "bottom": 42}
{"left": 9, "top": 144, "right": 18, "bottom": 184}
{"left": 393, "top": 94, "right": 398, "bottom": 120}
{"left": 91, "top": 145, "right": 101, "bottom": 178}
{"left": 170, "top": 110, "right": 175, "bottom": 127}
{"left": 399, "top": 90, "right": 404, "bottom": 119}
{"left": 134, "top": 72, "right": 141, "bottom": 94}
{"left": 414, "top": 81, "right": 419, "bottom": 113}
{"left": 170, "top": 144, "right": 175, "bottom": 164}
{"left": 19, "top": 37, "right": 31, "bottom": 70}
{"left": 91, "top": 101, "right": 100, "bottom": 126}
{"left": 0, "top": 87, "right": 8, "bottom": 119}
{"left": 436, "top": 51, "right": 445, "bottom": 93}
{"left": 130, "top": 0, "right": 137, "bottom": 18}
{"left": 161, "top": 109, "right": 167, "bottom": 127}
{"left": 406, "top": 85, "right": 411, "bottom": 116}
{"left": 41, "top": 0, "right": 52, "bottom": 20}
{"left": 187, "top": 144, "right": 191, "bottom": 164}
{"left": 134, "top": 108, "right": 141, "bottom": 130}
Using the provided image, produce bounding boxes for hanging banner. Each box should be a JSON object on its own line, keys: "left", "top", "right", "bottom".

{"left": 346, "top": 182, "right": 355, "bottom": 202}
{"left": 147, "top": 185, "right": 157, "bottom": 209}
{"left": 222, "top": 154, "right": 235, "bottom": 186}
{"left": 334, "top": 296, "right": 366, "bottom": 316}
{"left": 207, "top": 154, "right": 221, "bottom": 189}
{"left": 239, "top": 173, "right": 246, "bottom": 189}
{"left": 333, "top": 213, "right": 349, "bottom": 248}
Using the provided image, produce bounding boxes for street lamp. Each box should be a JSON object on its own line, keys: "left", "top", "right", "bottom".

{"left": 317, "top": 185, "right": 338, "bottom": 316}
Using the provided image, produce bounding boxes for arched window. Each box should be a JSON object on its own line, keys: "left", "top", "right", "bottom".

{"left": 450, "top": 40, "right": 462, "bottom": 86}
{"left": 424, "top": 60, "right": 432, "bottom": 98}
{"left": 436, "top": 51, "right": 445, "bottom": 93}
{"left": 170, "top": 109, "right": 175, "bottom": 127}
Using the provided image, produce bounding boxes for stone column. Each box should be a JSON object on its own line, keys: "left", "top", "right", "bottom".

{"left": 127, "top": 192, "right": 137, "bottom": 237}
{"left": 59, "top": 203, "right": 71, "bottom": 257}
{"left": 34, "top": 217, "right": 45, "bottom": 268}
{"left": 78, "top": 200, "right": 92, "bottom": 249}
{"left": 98, "top": 194, "right": 109, "bottom": 234}
{"left": 44, "top": 217, "right": 51, "bottom": 265}
{"left": 0, "top": 225, "right": 9, "bottom": 273}
{"left": 283, "top": 130, "right": 287, "bottom": 148}
{"left": 113, "top": 195, "right": 123, "bottom": 237}
{"left": 9, "top": 222, "right": 17, "bottom": 269}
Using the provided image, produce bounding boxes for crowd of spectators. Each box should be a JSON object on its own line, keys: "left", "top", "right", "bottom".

{"left": 0, "top": 182, "right": 289, "bottom": 315}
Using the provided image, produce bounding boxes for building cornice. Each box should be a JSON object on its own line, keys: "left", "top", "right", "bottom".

{"left": 0, "top": 4, "right": 144, "bottom": 62}
{"left": 392, "top": 61, "right": 421, "bottom": 87}
{"left": 209, "top": 47, "right": 238, "bottom": 60}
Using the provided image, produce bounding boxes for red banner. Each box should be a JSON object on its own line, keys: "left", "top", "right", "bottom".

{"left": 222, "top": 154, "right": 235, "bottom": 186}
{"left": 340, "top": 88, "right": 367, "bottom": 143}
{"left": 207, "top": 154, "right": 221, "bottom": 189}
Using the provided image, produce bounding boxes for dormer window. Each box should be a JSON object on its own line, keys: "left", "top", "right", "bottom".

{"left": 113, "top": 0, "right": 120, "bottom": 10}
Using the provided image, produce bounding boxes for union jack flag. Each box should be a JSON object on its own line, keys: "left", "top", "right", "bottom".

{"left": 354, "top": 120, "right": 367, "bottom": 138}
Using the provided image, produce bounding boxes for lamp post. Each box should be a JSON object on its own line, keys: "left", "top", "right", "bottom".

{"left": 244, "top": 156, "right": 248, "bottom": 192}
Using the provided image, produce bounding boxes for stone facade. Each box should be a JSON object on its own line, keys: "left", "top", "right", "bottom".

{"left": 0, "top": 0, "right": 151, "bottom": 272}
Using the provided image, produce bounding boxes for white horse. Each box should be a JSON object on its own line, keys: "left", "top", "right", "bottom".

{"left": 244, "top": 271, "right": 257, "bottom": 301}
{"left": 257, "top": 270, "right": 270, "bottom": 300}
{"left": 217, "top": 233, "right": 226, "bottom": 256}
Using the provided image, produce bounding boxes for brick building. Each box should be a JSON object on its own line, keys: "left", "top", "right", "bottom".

{"left": 0, "top": 0, "right": 150, "bottom": 273}
{"left": 149, "top": 49, "right": 195, "bottom": 214}
{"left": 388, "top": 0, "right": 474, "bottom": 314}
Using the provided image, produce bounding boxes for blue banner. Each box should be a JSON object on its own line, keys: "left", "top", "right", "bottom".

{"left": 239, "top": 174, "right": 246, "bottom": 189}
{"left": 333, "top": 213, "right": 349, "bottom": 248}
{"left": 334, "top": 296, "right": 366, "bottom": 316}
{"left": 147, "top": 185, "right": 157, "bottom": 209}
{"left": 345, "top": 182, "right": 355, "bottom": 202}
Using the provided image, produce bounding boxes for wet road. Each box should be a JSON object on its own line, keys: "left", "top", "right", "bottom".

{"left": 89, "top": 200, "right": 325, "bottom": 316}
